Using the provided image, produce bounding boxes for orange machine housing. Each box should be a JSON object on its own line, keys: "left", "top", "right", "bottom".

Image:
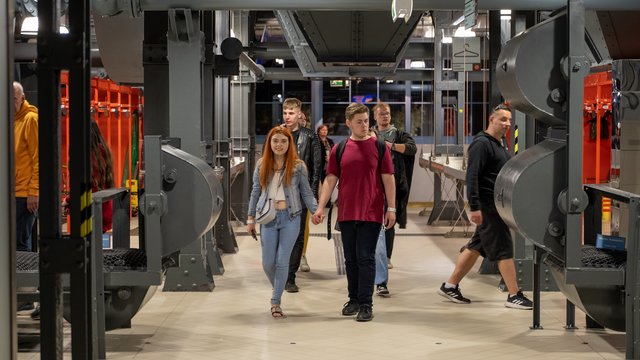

{"left": 582, "top": 70, "right": 612, "bottom": 185}
{"left": 60, "top": 72, "right": 144, "bottom": 222}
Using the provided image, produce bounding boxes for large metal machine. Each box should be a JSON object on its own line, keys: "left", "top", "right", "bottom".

{"left": 16, "top": 135, "right": 224, "bottom": 356}
{"left": 493, "top": 2, "right": 640, "bottom": 359}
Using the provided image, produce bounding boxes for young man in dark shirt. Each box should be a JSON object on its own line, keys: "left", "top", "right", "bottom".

{"left": 438, "top": 104, "right": 533, "bottom": 310}
{"left": 281, "top": 98, "right": 322, "bottom": 292}
{"left": 313, "top": 102, "right": 396, "bottom": 322}
{"left": 372, "top": 102, "right": 417, "bottom": 296}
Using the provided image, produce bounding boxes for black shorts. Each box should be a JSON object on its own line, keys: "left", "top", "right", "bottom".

{"left": 465, "top": 204, "right": 513, "bottom": 261}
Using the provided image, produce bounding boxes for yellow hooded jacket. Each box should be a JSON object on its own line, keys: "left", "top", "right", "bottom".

{"left": 14, "top": 99, "right": 39, "bottom": 197}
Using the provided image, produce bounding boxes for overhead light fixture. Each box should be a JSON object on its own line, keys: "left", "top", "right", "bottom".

{"left": 410, "top": 60, "right": 426, "bottom": 69}
{"left": 452, "top": 15, "right": 465, "bottom": 26}
{"left": 275, "top": 58, "right": 284, "bottom": 65}
{"left": 454, "top": 26, "right": 475, "bottom": 38}
{"left": 500, "top": 9, "right": 512, "bottom": 15}
{"left": 442, "top": 36, "right": 453, "bottom": 44}
{"left": 391, "top": 0, "right": 413, "bottom": 23}
{"left": 385, "top": 79, "right": 394, "bottom": 83}
{"left": 21, "top": 17, "right": 69, "bottom": 35}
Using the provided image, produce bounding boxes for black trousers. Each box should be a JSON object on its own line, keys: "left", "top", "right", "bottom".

{"left": 287, "top": 210, "right": 308, "bottom": 283}
{"left": 339, "top": 221, "right": 380, "bottom": 306}
{"left": 16, "top": 197, "right": 36, "bottom": 252}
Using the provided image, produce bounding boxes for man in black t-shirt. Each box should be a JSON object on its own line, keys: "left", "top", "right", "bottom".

{"left": 437, "top": 104, "right": 533, "bottom": 310}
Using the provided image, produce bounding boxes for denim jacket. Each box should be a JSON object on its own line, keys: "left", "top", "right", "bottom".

{"left": 248, "top": 159, "right": 318, "bottom": 220}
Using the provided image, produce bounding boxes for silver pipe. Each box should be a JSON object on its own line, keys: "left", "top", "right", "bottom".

{"left": 250, "top": 42, "right": 435, "bottom": 60}
{"left": 94, "top": 0, "right": 640, "bottom": 16}
{"left": 261, "top": 67, "right": 434, "bottom": 81}
{"left": 239, "top": 52, "right": 265, "bottom": 80}
{"left": 136, "top": 0, "right": 640, "bottom": 12}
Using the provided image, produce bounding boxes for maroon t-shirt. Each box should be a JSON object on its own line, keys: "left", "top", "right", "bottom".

{"left": 327, "top": 137, "right": 394, "bottom": 223}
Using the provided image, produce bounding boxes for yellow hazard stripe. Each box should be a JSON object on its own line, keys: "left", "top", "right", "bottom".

{"left": 514, "top": 126, "right": 519, "bottom": 154}
{"left": 80, "top": 191, "right": 93, "bottom": 237}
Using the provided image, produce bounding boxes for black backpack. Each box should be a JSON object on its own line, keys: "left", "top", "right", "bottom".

{"left": 334, "top": 137, "right": 387, "bottom": 177}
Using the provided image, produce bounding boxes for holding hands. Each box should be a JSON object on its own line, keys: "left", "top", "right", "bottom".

{"left": 311, "top": 208, "right": 325, "bottom": 225}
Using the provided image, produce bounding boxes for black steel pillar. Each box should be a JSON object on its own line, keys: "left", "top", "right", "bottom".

{"left": 38, "top": 0, "right": 96, "bottom": 358}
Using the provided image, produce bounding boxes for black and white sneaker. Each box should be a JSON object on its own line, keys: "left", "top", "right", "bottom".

{"left": 438, "top": 283, "right": 471, "bottom": 304}
{"left": 505, "top": 291, "right": 533, "bottom": 310}
{"left": 376, "top": 285, "right": 390, "bottom": 296}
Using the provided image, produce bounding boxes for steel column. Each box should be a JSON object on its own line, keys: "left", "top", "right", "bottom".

{"left": 213, "top": 10, "right": 238, "bottom": 253}
{"left": 39, "top": 0, "right": 98, "bottom": 357}
{"left": 1, "top": 0, "right": 16, "bottom": 357}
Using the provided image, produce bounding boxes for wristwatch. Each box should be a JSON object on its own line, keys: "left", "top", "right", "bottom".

{"left": 387, "top": 207, "right": 397, "bottom": 213}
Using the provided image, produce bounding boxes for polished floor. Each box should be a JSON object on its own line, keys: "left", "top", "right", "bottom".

{"left": 18, "top": 208, "right": 626, "bottom": 359}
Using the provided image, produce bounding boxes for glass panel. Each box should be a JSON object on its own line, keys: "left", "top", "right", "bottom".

{"left": 255, "top": 103, "right": 279, "bottom": 135}
{"left": 409, "top": 103, "right": 434, "bottom": 143}
{"left": 322, "top": 103, "right": 351, "bottom": 135}
{"left": 410, "top": 81, "right": 434, "bottom": 103}
{"left": 351, "top": 79, "right": 378, "bottom": 104}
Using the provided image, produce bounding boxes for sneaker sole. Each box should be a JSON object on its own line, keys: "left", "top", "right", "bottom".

{"left": 342, "top": 311, "right": 359, "bottom": 316}
{"left": 504, "top": 302, "right": 533, "bottom": 310}
{"left": 437, "top": 289, "right": 471, "bottom": 304}
{"left": 356, "top": 315, "right": 374, "bottom": 322}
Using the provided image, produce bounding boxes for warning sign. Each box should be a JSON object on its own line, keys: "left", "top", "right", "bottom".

{"left": 452, "top": 37, "right": 480, "bottom": 72}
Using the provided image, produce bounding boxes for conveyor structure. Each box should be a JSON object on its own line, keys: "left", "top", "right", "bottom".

{"left": 493, "top": 3, "right": 640, "bottom": 359}
{"left": 16, "top": 136, "right": 224, "bottom": 333}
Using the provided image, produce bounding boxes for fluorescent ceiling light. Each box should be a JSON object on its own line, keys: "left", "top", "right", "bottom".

{"left": 275, "top": 58, "right": 284, "bottom": 65}
{"left": 452, "top": 15, "right": 465, "bottom": 26}
{"left": 441, "top": 36, "right": 453, "bottom": 44}
{"left": 454, "top": 26, "right": 475, "bottom": 38}
{"left": 410, "top": 60, "right": 426, "bottom": 69}
{"left": 500, "top": 9, "right": 512, "bottom": 15}
{"left": 385, "top": 79, "right": 394, "bottom": 83}
{"left": 21, "top": 17, "right": 69, "bottom": 35}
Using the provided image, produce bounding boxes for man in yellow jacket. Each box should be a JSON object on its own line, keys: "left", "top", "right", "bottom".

{"left": 13, "top": 81, "right": 38, "bottom": 252}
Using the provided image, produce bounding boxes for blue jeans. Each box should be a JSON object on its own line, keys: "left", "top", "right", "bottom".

{"left": 260, "top": 210, "right": 301, "bottom": 305}
{"left": 375, "top": 226, "right": 388, "bottom": 286}
{"left": 339, "top": 221, "right": 380, "bottom": 306}
{"left": 16, "top": 197, "right": 36, "bottom": 252}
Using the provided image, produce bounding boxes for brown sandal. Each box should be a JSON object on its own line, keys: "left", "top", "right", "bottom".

{"left": 271, "top": 305, "right": 286, "bottom": 319}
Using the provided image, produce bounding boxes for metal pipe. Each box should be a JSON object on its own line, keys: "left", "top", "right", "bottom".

{"left": 239, "top": 52, "right": 265, "bottom": 80}
{"left": 249, "top": 42, "right": 435, "bottom": 60}
{"left": 260, "top": 67, "right": 434, "bottom": 81}
{"left": 94, "top": 0, "right": 640, "bottom": 16}
{"left": 139, "top": 0, "right": 640, "bottom": 11}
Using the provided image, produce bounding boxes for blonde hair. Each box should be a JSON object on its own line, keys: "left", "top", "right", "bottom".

{"left": 372, "top": 102, "right": 390, "bottom": 113}
{"left": 283, "top": 98, "right": 302, "bottom": 110}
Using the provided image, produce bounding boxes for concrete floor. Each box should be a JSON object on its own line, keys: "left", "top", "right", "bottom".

{"left": 17, "top": 208, "right": 626, "bottom": 359}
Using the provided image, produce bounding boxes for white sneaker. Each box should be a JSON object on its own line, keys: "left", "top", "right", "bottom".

{"left": 387, "top": 258, "right": 393, "bottom": 269}
{"left": 300, "top": 255, "right": 310, "bottom": 272}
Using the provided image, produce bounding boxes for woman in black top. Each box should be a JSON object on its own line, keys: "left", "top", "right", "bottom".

{"left": 317, "top": 124, "right": 334, "bottom": 185}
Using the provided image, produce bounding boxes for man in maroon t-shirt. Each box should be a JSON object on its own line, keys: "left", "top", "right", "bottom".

{"left": 312, "top": 102, "right": 396, "bottom": 322}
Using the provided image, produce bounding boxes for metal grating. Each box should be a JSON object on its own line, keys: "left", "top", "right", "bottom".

{"left": 581, "top": 246, "right": 626, "bottom": 268}
{"left": 16, "top": 249, "right": 147, "bottom": 272}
